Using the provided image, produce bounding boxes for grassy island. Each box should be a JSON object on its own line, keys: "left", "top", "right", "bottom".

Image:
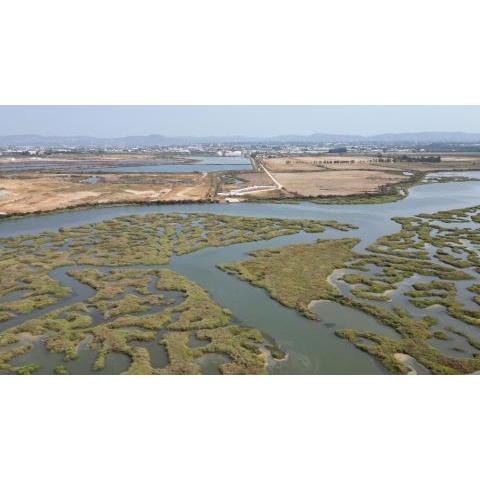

{"left": 220, "top": 238, "right": 360, "bottom": 320}
{"left": 222, "top": 205, "right": 480, "bottom": 374}
{"left": 0, "top": 212, "right": 354, "bottom": 374}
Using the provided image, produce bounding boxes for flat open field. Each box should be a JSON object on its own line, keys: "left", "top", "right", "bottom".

{"left": 264, "top": 155, "right": 480, "bottom": 172}
{"left": 3, "top": 157, "right": 480, "bottom": 215}
{"left": 264, "top": 155, "right": 371, "bottom": 172}
{"left": 0, "top": 172, "right": 215, "bottom": 215}
{"left": 274, "top": 170, "right": 406, "bottom": 196}
{"left": 242, "top": 155, "right": 480, "bottom": 202}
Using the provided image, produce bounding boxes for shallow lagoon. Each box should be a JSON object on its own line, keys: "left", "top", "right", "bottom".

{"left": 2, "top": 173, "right": 480, "bottom": 374}
{"left": 1, "top": 155, "right": 252, "bottom": 174}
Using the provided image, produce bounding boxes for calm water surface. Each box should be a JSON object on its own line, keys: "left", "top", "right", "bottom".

{"left": 1, "top": 156, "right": 252, "bottom": 173}
{"left": 2, "top": 174, "right": 480, "bottom": 374}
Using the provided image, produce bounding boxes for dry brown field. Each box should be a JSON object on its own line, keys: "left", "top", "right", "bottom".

{"left": 274, "top": 170, "right": 405, "bottom": 196}
{"left": 0, "top": 172, "right": 214, "bottom": 215}
{"left": 263, "top": 155, "right": 480, "bottom": 172}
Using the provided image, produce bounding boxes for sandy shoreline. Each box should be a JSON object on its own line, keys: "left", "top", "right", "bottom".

{"left": 394, "top": 353, "right": 418, "bottom": 374}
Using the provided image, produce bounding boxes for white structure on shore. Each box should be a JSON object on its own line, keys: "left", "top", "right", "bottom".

{"left": 216, "top": 150, "right": 242, "bottom": 157}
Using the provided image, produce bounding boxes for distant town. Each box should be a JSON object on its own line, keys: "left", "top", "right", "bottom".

{"left": 2, "top": 127, "right": 480, "bottom": 377}
{"left": 2, "top": 131, "right": 480, "bottom": 159}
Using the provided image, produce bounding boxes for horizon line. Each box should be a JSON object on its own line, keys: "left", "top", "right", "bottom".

{"left": 1, "top": 130, "right": 480, "bottom": 139}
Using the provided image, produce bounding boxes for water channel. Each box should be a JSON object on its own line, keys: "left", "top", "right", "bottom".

{"left": 1, "top": 173, "right": 480, "bottom": 374}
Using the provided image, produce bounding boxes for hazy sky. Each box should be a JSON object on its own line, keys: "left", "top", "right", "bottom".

{"left": 0, "top": 106, "right": 479, "bottom": 137}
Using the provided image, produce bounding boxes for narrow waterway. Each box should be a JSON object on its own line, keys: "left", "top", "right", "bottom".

{"left": 1, "top": 174, "right": 480, "bottom": 374}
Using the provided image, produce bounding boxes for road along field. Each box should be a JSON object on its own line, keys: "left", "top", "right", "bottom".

{"left": 228, "top": 155, "right": 480, "bottom": 202}
{"left": 0, "top": 172, "right": 216, "bottom": 215}
{"left": 3, "top": 156, "right": 480, "bottom": 216}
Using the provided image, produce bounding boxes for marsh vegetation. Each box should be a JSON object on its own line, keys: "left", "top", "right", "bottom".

{"left": 4, "top": 186, "right": 480, "bottom": 374}
{"left": 223, "top": 204, "right": 480, "bottom": 374}
{"left": 0, "top": 212, "right": 353, "bottom": 374}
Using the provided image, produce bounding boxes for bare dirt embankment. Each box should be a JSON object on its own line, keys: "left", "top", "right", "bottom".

{"left": 0, "top": 172, "right": 215, "bottom": 215}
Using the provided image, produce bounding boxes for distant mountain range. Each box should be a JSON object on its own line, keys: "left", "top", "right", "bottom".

{"left": 1, "top": 132, "right": 480, "bottom": 147}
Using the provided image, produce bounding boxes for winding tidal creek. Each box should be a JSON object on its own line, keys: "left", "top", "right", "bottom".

{"left": 2, "top": 174, "right": 480, "bottom": 374}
